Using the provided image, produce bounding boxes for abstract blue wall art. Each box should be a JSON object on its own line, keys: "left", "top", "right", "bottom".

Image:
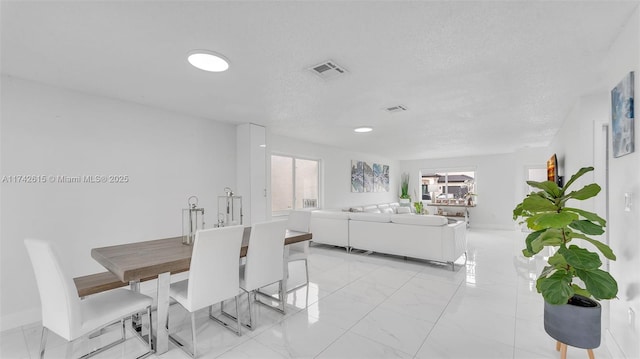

{"left": 351, "top": 160, "right": 364, "bottom": 192}
{"left": 363, "top": 162, "right": 374, "bottom": 192}
{"left": 611, "top": 72, "right": 634, "bottom": 158}
{"left": 352, "top": 160, "right": 389, "bottom": 193}
{"left": 382, "top": 165, "right": 390, "bottom": 192}
{"left": 373, "top": 163, "right": 383, "bottom": 192}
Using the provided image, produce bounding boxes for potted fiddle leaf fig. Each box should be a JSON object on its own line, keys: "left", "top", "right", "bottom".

{"left": 513, "top": 166, "right": 617, "bottom": 351}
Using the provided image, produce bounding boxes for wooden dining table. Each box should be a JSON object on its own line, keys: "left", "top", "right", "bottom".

{"left": 91, "top": 226, "right": 312, "bottom": 354}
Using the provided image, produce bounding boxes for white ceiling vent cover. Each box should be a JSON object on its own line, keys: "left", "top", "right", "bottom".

{"left": 308, "top": 60, "right": 348, "bottom": 80}
{"left": 385, "top": 105, "right": 408, "bottom": 113}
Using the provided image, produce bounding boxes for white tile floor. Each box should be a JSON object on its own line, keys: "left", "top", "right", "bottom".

{"left": 1, "top": 229, "right": 617, "bottom": 359}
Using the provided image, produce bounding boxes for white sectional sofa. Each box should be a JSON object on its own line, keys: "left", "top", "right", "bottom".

{"left": 309, "top": 203, "right": 467, "bottom": 270}
{"left": 308, "top": 210, "right": 350, "bottom": 248}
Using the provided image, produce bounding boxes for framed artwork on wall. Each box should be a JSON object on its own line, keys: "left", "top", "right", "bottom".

{"left": 611, "top": 71, "right": 634, "bottom": 158}
{"left": 363, "top": 162, "right": 373, "bottom": 192}
{"left": 382, "top": 165, "right": 390, "bottom": 192}
{"left": 351, "top": 160, "right": 389, "bottom": 192}
{"left": 351, "top": 160, "right": 364, "bottom": 192}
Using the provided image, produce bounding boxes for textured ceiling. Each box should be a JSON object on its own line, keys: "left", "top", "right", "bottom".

{"left": 1, "top": 1, "right": 637, "bottom": 160}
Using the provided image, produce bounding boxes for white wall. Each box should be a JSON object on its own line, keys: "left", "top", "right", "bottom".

{"left": 401, "top": 150, "right": 547, "bottom": 230}
{"left": 602, "top": 6, "right": 640, "bottom": 358}
{"left": 549, "top": 92, "right": 609, "bottom": 196}
{"left": 0, "top": 76, "right": 237, "bottom": 330}
{"left": 549, "top": 6, "right": 640, "bottom": 358}
{"left": 269, "top": 134, "right": 400, "bottom": 212}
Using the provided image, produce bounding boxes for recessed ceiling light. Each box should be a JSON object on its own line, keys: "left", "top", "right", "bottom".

{"left": 187, "top": 50, "right": 230, "bottom": 72}
{"left": 354, "top": 127, "right": 373, "bottom": 133}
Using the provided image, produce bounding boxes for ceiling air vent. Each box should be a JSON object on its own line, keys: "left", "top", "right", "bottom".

{"left": 385, "top": 105, "right": 408, "bottom": 113}
{"left": 308, "top": 60, "right": 348, "bottom": 80}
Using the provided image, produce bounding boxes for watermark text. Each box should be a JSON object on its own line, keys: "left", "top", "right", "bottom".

{"left": 1, "top": 175, "right": 130, "bottom": 184}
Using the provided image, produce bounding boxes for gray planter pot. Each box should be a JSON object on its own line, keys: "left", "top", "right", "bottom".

{"left": 544, "top": 295, "right": 601, "bottom": 349}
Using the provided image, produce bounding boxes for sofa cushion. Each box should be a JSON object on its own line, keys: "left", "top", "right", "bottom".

{"left": 363, "top": 205, "right": 380, "bottom": 213}
{"left": 312, "top": 210, "right": 351, "bottom": 219}
{"left": 396, "top": 206, "right": 411, "bottom": 214}
{"left": 380, "top": 207, "right": 394, "bottom": 214}
{"left": 377, "top": 204, "right": 390, "bottom": 209}
{"left": 391, "top": 214, "right": 447, "bottom": 226}
{"left": 348, "top": 212, "right": 392, "bottom": 223}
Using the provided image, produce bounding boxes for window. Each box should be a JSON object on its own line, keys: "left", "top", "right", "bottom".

{"left": 271, "top": 155, "right": 319, "bottom": 213}
{"left": 421, "top": 170, "right": 476, "bottom": 202}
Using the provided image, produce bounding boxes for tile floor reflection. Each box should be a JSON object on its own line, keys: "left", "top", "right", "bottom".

{"left": 0, "top": 229, "right": 616, "bottom": 358}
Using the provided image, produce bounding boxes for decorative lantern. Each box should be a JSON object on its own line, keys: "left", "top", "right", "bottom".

{"left": 182, "top": 196, "right": 205, "bottom": 245}
{"left": 217, "top": 187, "right": 242, "bottom": 227}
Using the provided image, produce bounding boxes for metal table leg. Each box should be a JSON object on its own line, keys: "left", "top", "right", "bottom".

{"left": 155, "top": 272, "right": 170, "bottom": 354}
{"left": 129, "top": 281, "right": 143, "bottom": 336}
{"left": 129, "top": 273, "right": 170, "bottom": 354}
{"left": 283, "top": 246, "right": 289, "bottom": 294}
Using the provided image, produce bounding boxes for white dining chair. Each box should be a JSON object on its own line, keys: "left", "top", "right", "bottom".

{"left": 286, "top": 210, "right": 311, "bottom": 290}
{"left": 237, "top": 220, "right": 288, "bottom": 330}
{"left": 167, "top": 225, "right": 244, "bottom": 358}
{"left": 24, "top": 238, "right": 154, "bottom": 359}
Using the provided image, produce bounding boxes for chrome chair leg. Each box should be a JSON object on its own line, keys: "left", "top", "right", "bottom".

{"left": 254, "top": 280, "right": 286, "bottom": 316}
{"left": 210, "top": 298, "right": 242, "bottom": 336}
{"left": 146, "top": 306, "right": 153, "bottom": 356}
{"left": 190, "top": 312, "right": 197, "bottom": 359}
{"left": 220, "top": 293, "right": 254, "bottom": 332}
{"left": 168, "top": 306, "right": 197, "bottom": 358}
{"left": 235, "top": 296, "right": 242, "bottom": 334}
{"left": 247, "top": 291, "right": 254, "bottom": 330}
{"left": 39, "top": 327, "right": 48, "bottom": 359}
{"left": 278, "top": 280, "right": 285, "bottom": 313}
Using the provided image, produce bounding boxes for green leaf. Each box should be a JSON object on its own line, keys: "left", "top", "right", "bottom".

{"left": 539, "top": 265, "right": 556, "bottom": 278}
{"left": 559, "top": 245, "right": 602, "bottom": 270}
{"left": 528, "top": 212, "right": 578, "bottom": 229}
{"left": 566, "top": 232, "right": 617, "bottom": 260}
{"left": 513, "top": 202, "right": 523, "bottom": 220}
{"left": 565, "top": 183, "right": 601, "bottom": 201}
{"left": 526, "top": 180, "right": 561, "bottom": 197}
{"left": 562, "top": 167, "right": 594, "bottom": 192}
{"left": 521, "top": 195, "right": 558, "bottom": 212}
{"left": 575, "top": 268, "right": 618, "bottom": 300}
{"left": 571, "top": 284, "right": 592, "bottom": 298}
{"left": 535, "top": 228, "right": 564, "bottom": 247}
{"left": 537, "top": 270, "right": 575, "bottom": 305}
{"left": 548, "top": 252, "right": 567, "bottom": 267}
{"left": 527, "top": 229, "right": 563, "bottom": 254}
{"left": 564, "top": 207, "right": 606, "bottom": 226}
{"left": 569, "top": 220, "right": 605, "bottom": 235}
{"left": 524, "top": 230, "right": 544, "bottom": 254}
